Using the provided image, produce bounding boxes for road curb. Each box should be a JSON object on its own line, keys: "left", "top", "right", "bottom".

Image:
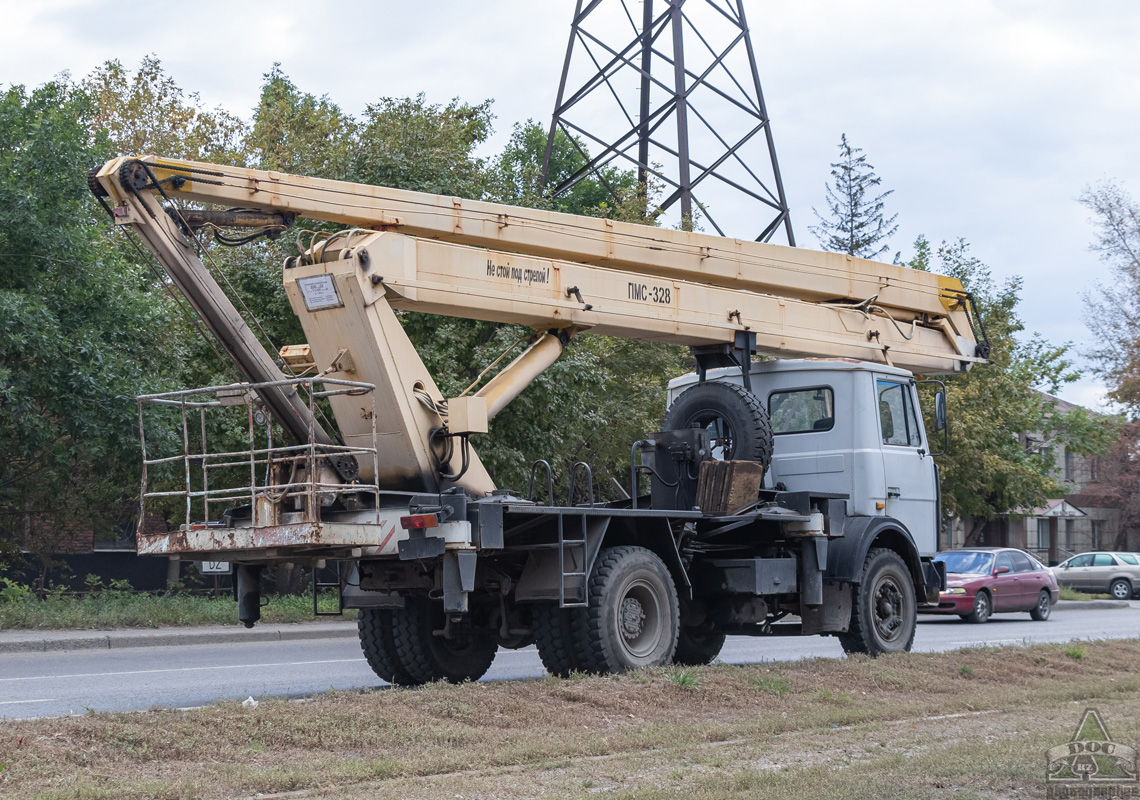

{"left": 1054, "top": 599, "right": 1133, "bottom": 610}
{"left": 0, "top": 621, "right": 358, "bottom": 654}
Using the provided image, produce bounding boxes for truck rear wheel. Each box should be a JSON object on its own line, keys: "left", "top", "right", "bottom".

{"left": 577, "top": 546, "right": 679, "bottom": 673}
{"left": 673, "top": 625, "right": 726, "bottom": 665}
{"left": 839, "top": 548, "right": 916, "bottom": 656}
{"left": 663, "top": 381, "right": 773, "bottom": 467}
{"left": 533, "top": 604, "right": 584, "bottom": 677}
{"left": 357, "top": 608, "right": 418, "bottom": 686}
{"left": 390, "top": 598, "right": 498, "bottom": 684}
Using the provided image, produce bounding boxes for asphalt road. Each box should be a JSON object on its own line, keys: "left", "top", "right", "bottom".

{"left": 2, "top": 603, "right": 1137, "bottom": 721}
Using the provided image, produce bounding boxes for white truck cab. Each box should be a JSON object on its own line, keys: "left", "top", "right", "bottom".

{"left": 669, "top": 359, "right": 940, "bottom": 555}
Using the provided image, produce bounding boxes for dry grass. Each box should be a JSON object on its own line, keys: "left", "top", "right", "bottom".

{"left": 1, "top": 639, "right": 1139, "bottom": 799}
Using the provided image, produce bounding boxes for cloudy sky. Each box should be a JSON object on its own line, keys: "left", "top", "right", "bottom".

{"left": 2, "top": 0, "right": 1137, "bottom": 408}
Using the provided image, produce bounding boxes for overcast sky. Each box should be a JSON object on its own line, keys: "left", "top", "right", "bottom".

{"left": 2, "top": 0, "right": 1137, "bottom": 409}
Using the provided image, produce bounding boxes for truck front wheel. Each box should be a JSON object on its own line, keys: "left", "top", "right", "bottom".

{"left": 839, "top": 548, "right": 916, "bottom": 656}
{"left": 577, "top": 546, "right": 680, "bottom": 673}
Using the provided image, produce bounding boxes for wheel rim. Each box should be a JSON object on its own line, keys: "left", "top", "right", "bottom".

{"left": 871, "top": 574, "right": 906, "bottom": 643}
{"left": 615, "top": 577, "right": 664, "bottom": 661}
{"left": 976, "top": 593, "right": 989, "bottom": 618}
{"left": 1037, "top": 592, "right": 1050, "bottom": 617}
{"left": 1113, "top": 582, "right": 1130, "bottom": 600}
{"left": 684, "top": 409, "right": 736, "bottom": 460}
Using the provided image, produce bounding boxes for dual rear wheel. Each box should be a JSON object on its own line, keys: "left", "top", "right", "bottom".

{"left": 357, "top": 599, "right": 497, "bottom": 686}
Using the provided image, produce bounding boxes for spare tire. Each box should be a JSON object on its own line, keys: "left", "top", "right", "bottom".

{"left": 664, "top": 381, "right": 773, "bottom": 470}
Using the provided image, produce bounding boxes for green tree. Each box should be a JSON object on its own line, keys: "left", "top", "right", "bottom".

{"left": 810, "top": 133, "right": 898, "bottom": 259}
{"left": 81, "top": 55, "right": 247, "bottom": 164}
{"left": 905, "top": 240, "right": 1117, "bottom": 544}
{"left": 354, "top": 94, "right": 494, "bottom": 198}
{"left": 0, "top": 80, "right": 178, "bottom": 575}
{"left": 248, "top": 64, "right": 356, "bottom": 179}
{"left": 1080, "top": 181, "right": 1140, "bottom": 412}
{"left": 492, "top": 120, "right": 642, "bottom": 217}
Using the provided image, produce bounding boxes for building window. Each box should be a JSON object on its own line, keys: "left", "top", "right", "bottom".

{"left": 1091, "top": 519, "right": 1102, "bottom": 550}
{"left": 1035, "top": 518, "right": 1050, "bottom": 552}
{"left": 1064, "top": 518, "right": 1074, "bottom": 551}
{"left": 1089, "top": 457, "right": 1099, "bottom": 481}
{"left": 1064, "top": 450, "right": 1073, "bottom": 482}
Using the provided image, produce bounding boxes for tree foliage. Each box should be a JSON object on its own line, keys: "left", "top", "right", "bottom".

{"left": 0, "top": 79, "right": 178, "bottom": 566}
{"left": 492, "top": 120, "right": 644, "bottom": 218}
{"left": 1080, "top": 181, "right": 1140, "bottom": 412}
{"left": 810, "top": 133, "right": 898, "bottom": 259}
{"left": 904, "top": 239, "right": 1117, "bottom": 542}
{"left": 81, "top": 55, "right": 247, "bottom": 164}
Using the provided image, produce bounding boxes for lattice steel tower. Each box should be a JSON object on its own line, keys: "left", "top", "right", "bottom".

{"left": 542, "top": 0, "right": 794, "bottom": 244}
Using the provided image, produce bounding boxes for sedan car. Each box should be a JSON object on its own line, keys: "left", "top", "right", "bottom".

{"left": 1052, "top": 552, "right": 1140, "bottom": 600}
{"left": 925, "top": 547, "right": 1059, "bottom": 623}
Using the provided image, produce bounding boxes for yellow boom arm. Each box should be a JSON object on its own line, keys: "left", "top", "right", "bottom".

{"left": 93, "top": 156, "right": 986, "bottom": 495}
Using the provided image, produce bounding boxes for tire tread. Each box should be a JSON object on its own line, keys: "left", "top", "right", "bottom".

{"left": 578, "top": 545, "right": 679, "bottom": 673}
{"left": 664, "top": 381, "right": 773, "bottom": 469}
{"left": 357, "top": 608, "right": 418, "bottom": 686}
{"left": 838, "top": 547, "right": 917, "bottom": 656}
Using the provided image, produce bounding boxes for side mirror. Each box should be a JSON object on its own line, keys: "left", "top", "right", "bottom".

{"left": 994, "top": 566, "right": 1010, "bottom": 575}
{"left": 934, "top": 391, "right": 947, "bottom": 432}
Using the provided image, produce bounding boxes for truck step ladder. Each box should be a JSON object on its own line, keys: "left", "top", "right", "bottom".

{"left": 558, "top": 512, "right": 589, "bottom": 608}
{"left": 312, "top": 561, "right": 344, "bottom": 617}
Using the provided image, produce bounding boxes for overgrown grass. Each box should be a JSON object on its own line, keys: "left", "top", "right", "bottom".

{"left": 669, "top": 667, "right": 700, "bottom": 688}
{"left": 0, "top": 587, "right": 354, "bottom": 630}
{"left": 2, "top": 638, "right": 1138, "bottom": 799}
{"left": 1058, "top": 586, "right": 1113, "bottom": 601}
{"left": 1064, "top": 643, "right": 1086, "bottom": 660}
{"left": 750, "top": 674, "right": 790, "bottom": 696}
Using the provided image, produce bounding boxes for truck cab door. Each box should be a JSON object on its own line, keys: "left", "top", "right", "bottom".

{"left": 875, "top": 377, "right": 938, "bottom": 553}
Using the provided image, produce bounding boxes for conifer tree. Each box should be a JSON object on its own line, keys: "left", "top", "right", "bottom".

{"left": 809, "top": 133, "right": 898, "bottom": 259}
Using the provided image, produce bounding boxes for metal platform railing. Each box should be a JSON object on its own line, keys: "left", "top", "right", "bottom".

{"left": 137, "top": 377, "right": 380, "bottom": 533}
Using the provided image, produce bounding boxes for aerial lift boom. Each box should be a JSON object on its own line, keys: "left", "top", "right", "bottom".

{"left": 93, "top": 155, "right": 985, "bottom": 498}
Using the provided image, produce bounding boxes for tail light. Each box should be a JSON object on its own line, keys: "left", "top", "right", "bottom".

{"left": 400, "top": 513, "right": 439, "bottom": 530}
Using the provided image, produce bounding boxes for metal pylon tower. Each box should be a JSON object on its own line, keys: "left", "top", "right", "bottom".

{"left": 541, "top": 0, "right": 794, "bottom": 244}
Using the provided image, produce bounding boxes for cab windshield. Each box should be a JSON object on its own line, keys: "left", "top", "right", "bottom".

{"left": 934, "top": 551, "right": 995, "bottom": 575}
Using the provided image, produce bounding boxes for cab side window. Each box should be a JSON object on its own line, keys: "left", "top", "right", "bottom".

{"left": 1010, "top": 551, "right": 1035, "bottom": 573}
{"left": 1093, "top": 554, "right": 1115, "bottom": 567}
{"left": 1068, "top": 554, "right": 1093, "bottom": 567}
{"left": 769, "top": 387, "right": 835, "bottom": 435}
{"left": 876, "top": 380, "right": 922, "bottom": 447}
{"left": 1118, "top": 553, "right": 1139, "bottom": 565}
{"left": 995, "top": 552, "right": 1014, "bottom": 572}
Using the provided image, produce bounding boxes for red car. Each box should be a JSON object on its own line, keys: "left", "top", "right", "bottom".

{"left": 925, "top": 547, "right": 1059, "bottom": 623}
